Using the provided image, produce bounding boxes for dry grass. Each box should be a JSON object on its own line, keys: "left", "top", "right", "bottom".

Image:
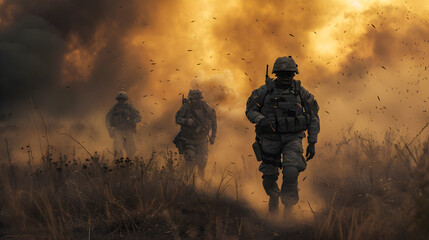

{"left": 0, "top": 149, "right": 281, "bottom": 239}
{"left": 0, "top": 129, "right": 428, "bottom": 239}
{"left": 309, "top": 129, "right": 429, "bottom": 240}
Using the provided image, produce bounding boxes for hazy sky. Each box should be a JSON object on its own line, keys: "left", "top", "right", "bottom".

{"left": 1, "top": 0, "right": 428, "bottom": 160}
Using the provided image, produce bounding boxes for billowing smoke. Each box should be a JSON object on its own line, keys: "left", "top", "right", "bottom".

{"left": 0, "top": 0, "right": 428, "bottom": 174}
{"left": 1, "top": 0, "right": 429, "bottom": 221}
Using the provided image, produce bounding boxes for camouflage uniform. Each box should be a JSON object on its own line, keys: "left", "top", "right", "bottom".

{"left": 106, "top": 91, "right": 141, "bottom": 158}
{"left": 175, "top": 90, "right": 217, "bottom": 177}
{"left": 246, "top": 57, "right": 320, "bottom": 209}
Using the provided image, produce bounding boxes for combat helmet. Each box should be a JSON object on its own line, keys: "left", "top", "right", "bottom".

{"left": 272, "top": 56, "right": 299, "bottom": 74}
{"left": 116, "top": 91, "right": 128, "bottom": 100}
{"left": 188, "top": 89, "right": 203, "bottom": 99}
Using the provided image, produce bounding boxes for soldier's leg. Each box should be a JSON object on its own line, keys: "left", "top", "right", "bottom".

{"left": 124, "top": 130, "right": 137, "bottom": 158}
{"left": 195, "top": 141, "right": 208, "bottom": 178}
{"left": 183, "top": 144, "right": 196, "bottom": 175}
{"left": 113, "top": 131, "right": 124, "bottom": 158}
{"left": 281, "top": 167, "right": 299, "bottom": 206}
{"left": 281, "top": 137, "right": 306, "bottom": 206}
{"left": 259, "top": 136, "right": 282, "bottom": 213}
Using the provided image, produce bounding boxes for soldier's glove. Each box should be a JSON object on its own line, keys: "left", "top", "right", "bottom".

{"left": 209, "top": 135, "right": 215, "bottom": 145}
{"left": 256, "top": 118, "right": 275, "bottom": 134}
{"left": 187, "top": 118, "right": 197, "bottom": 127}
{"left": 306, "top": 143, "right": 316, "bottom": 161}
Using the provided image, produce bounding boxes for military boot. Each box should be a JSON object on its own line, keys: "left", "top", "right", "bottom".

{"left": 269, "top": 195, "right": 280, "bottom": 214}
{"left": 263, "top": 175, "right": 281, "bottom": 215}
{"left": 280, "top": 182, "right": 299, "bottom": 206}
{"left": 283, "top": 204, "right": 293, "bottom": 224}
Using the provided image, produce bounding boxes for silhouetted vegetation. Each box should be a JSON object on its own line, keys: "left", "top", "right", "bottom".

{"left": 0, "top": 130, "right": 428, "bottom": 239}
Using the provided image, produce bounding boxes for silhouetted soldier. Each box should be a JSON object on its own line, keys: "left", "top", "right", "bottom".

{"left": 174, "top": 89, "right": 217, "bottom": 178}
{"left": 106, "top": 91, "right": 141, "bottom": 158}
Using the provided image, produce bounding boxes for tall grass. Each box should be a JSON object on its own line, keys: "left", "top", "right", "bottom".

{"left": 310, "top": 129, "right": 429, "bottom": 240}
{"left": 0, "top": 149, "right": 275, "bottom": 239}
{"left": 0, "top": 129, "right": 428, "bottom": 239}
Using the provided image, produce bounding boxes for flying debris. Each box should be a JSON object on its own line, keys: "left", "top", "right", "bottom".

{"left": 381, "top": 66, "right": 386, "bottom": 69}
{"left": 289, "top": 33, "right": 295, "bottom": 37}
{"left": 377, "top": 96, "right": 381, "bottom": 101}
{"left": 372, "top": 24, "right": 376, "bottom": 28}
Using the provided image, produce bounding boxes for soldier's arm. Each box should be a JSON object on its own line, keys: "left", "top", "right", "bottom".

{"left": 175, "top": 105, "right": 188, "bottom": 125}
{"left": 130, "top": 105, "right": 142, "bottom": 123}
{"left": 300, "top": 86, "right": 320, "bottom": 143}
{"left": 210, "top": 107, "right": 217, "bottom": 138}
{"left": 245, "top": 86, "right": 266, "bottom": 124}
{"left": 105, "top": 108, "right": 113, "bottom": 129}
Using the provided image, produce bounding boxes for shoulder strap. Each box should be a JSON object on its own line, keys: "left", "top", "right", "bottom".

{"left": 265, "top": 77, "right": 275, "bottom": 92}
{"left": 257, "top": 80, "right": 273, "bottom": 107}
{"left": 294, "top": 79, "right": 303, "bottom": 99}
{"left": 186, "top": 103, "right": 203, "bottom": 124}
{"left": 293, "top": 80, "right": 300, "bottom": 96}
{"left": 201, "top": 101, "right": 210, "bottom": 118}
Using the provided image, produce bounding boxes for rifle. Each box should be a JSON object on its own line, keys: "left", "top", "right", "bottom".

{"left": 174, "top": 95, "right": 189, "bottom": 154}
{"left": 183, "top": 94, "right": 207, "bottom": 134}
{"left": 265, "top": 64, "right": 269, "bottom": 79}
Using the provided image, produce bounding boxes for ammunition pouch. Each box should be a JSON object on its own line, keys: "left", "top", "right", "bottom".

{"left": 173, "top": 132, "right": 185, "bottom": 154}
{"left": 276, "top": 114, "right": 309, "bottom": 133}
{"left": 252, "top": 137, "right": 282, "bottom": 168}
{"left": 252, "top": 141, "right": 263, "bottom": 162}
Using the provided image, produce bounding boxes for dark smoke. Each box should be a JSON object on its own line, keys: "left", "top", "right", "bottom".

{"left": 0, "top": 16, "right": 64, "bottom": 118}
{"left": 0, "top": 0, "right": 150, "bottom": 121}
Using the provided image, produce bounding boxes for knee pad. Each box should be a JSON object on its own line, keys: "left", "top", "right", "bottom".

{"left": 262, "top": 174, "right": 279, "bottom": 182}
{"left": 283, "top": 167, "right": 299, "bottom": 184}
{"left": 262, "top": 174, "right": 280, "bottom": 197}
{"left": 280, "top": 182, "right": 299, "bottom": 206}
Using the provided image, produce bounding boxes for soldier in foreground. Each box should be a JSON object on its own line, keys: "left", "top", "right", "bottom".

{"left": 106, "top": 91, "right": 141, "bottom": 158}
{"left": 174, "top": 89, "right": 217, "bottom": 178}
{"left": 245, "top": 57, "right": 320, "bottom": 216}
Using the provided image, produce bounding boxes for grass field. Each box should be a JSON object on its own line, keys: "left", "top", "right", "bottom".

{"left": 0, "top": 130, "right": 428, "bottom": 239}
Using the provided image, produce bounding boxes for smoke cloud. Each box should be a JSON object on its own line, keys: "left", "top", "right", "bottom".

{"left": 0, "top": 1, "right": 428, "bottom": 208}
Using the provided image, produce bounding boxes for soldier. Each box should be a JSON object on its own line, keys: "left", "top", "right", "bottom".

{"left": 245, "top": 56, "right": 320, "bottom": 215}
{"left": 106, "top": 91, "right": 141, "bottom": 158}
{"left": 174, "top": 89, "right": 217, "bottom": 178}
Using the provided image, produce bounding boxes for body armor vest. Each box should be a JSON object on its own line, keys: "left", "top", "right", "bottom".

{"left": 110, "top": 104, "right": 135, "bottom": 130}
{"left": 260, "top": 81, "right": 309, "bottom": 133}
{"left": 181, "top": 103, "right": 211, "bottom": 139}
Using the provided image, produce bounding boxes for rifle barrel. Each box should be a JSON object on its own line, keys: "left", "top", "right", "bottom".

{"left": 266, "top": 64, "right": 269, "bottom": 78}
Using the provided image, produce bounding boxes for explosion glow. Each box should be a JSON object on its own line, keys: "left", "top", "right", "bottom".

{"left": 1, "top": 0, "right": 429, "bottom": 226}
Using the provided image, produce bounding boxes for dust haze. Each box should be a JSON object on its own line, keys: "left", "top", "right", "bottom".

{"left": 1, "top": 0, "right": 429, "bottom": 217}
